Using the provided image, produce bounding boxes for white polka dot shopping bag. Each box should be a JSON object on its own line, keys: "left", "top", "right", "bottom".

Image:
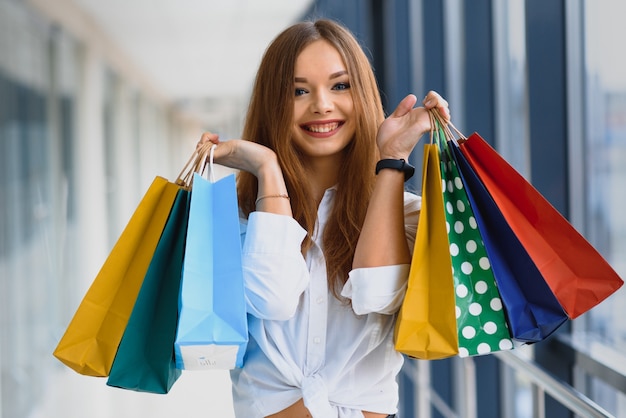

{"left": 436, "top": 124, "right": 513, "bottom": 357}
{"left": 449, "top": 134, "right": 568, "bottom": 343}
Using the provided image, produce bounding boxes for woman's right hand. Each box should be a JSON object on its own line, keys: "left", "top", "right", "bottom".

{"left": 197, "top": 132, "right": 291, "bottom": 215}
{"left": 196, "top": 132, "right": 279, "bottom": 178}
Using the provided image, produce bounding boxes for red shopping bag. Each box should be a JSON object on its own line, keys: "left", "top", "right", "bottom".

{"left": 459, "top": 134, "right": 623, "bottom": 318}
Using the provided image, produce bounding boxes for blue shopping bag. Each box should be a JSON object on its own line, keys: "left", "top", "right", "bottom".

{"left": 174, "top": 170, "right": 248, "bottom": 370}
{"left": 107, "top": 189, "right": 189, "bottom": 393}
{"left": 449, "top": 140, "right": 568, "bottom": 343}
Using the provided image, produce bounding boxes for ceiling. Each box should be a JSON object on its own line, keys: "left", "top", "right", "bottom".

{"left": 71, "top": 0, "right": 314, "bottom": 126}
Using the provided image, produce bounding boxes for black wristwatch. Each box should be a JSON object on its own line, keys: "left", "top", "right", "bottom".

{"left": 375, "top": 159, "right": 416, "bottom": 181}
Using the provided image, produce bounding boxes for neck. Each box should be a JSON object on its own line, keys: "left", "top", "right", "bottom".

{"left": 305, "top": 154, "right": 342, "bottom": 203}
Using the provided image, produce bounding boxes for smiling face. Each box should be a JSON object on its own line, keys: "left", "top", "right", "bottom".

{"left": 291, "top": 39, "right": 356, "bottom": 164}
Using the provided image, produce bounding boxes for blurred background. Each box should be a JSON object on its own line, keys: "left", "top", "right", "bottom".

{"left": 2, "top": 0, "right": 626, "bottom": 417}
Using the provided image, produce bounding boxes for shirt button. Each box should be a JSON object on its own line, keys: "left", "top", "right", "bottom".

{"left": 316, "top": 297, "right": 324, "bottom": 304}
{"left": 313, "top": 337, "right": 321, "bottom": 344}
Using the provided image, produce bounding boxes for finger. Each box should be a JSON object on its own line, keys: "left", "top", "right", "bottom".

{"left": 390, "top": 94, "right": 418, "bottom": 118}
{"left": 422, "top": 91, "right": 450, "bottom": 122}
{"left": 201, "top": 132, "right": 219, "bottom": 143}
{"left": 197, "top": 132, "right": 220, "bottom": 149}
{"left": 423, "top": 91, "right": 447, "bottom": 109}
{"left": 438, "top": 105, "right": 451, "bottom": 121}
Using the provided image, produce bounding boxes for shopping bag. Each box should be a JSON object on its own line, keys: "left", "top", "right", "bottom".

{"left": 459, "top": 134, "right": 624, "bottom": 318}
{"left": 449, "top": 139, "right": 568, "bottom": 343}
{"left": 106, "top": 188, "right": 190, "bottom": 393}
{"left": 53, "top": 176, "right": 180, "bottom": 376}
{"left": 174, "top": 158, "right": 248, "bottom": 370}
{"left": 394, "top": 143, "right": 459, "bottom": 360}
{"left": 434, "top": 121, "right": 513, "bottom": 356}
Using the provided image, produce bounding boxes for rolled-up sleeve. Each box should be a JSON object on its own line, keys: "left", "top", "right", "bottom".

{"left": 341, "top": 192, "right": 421, "bottom": 315}
{"left": 341, "top": 264, "right": 410, "bottom": 315}
{"left": 241, "top": 211, "right": 309, "bottom": 320}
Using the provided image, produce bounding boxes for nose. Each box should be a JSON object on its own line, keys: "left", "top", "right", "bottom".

{"left": 310, "top": 91, "right": 333, "bottom": 114}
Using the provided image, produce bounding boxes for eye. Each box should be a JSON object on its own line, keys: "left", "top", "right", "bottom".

{"left": 333, "top": 82, "right": 351, "bottom": 91}
{"left": 295, "top": 87, "right": 308, "bottom": 97}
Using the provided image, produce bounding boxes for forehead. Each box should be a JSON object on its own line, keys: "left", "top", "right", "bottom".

{"left": 294, "top": 39, "right": 347, "bottom": 75}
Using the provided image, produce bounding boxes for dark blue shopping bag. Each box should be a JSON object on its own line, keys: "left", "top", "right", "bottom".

{"left": 449, "top": 141, "right": 568, "bottom": 343}
{"left": 174, "top": 172, "right": 248, "bottom": 370}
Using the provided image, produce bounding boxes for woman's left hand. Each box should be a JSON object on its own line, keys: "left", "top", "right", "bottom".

{"left": 376, "top": 90, "right": 449, "bottom": 160}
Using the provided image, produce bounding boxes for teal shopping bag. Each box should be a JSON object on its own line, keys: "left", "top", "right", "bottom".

{"left": 107, "top": 189, "right": 190, "bottom": 393}
{"left": 174, "top": 171, "right": 248, "bottom": 370}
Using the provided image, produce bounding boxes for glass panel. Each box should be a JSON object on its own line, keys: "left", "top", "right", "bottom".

{"left": 514, "top": 374, "right": 533, "bottom": 418}
{"left": 590, "top": 375, "right": 618, "bottom": 416}
{"left": 0, "top": 3, "right": 80, "bottom": 417}
{"left": 493, "top": 0, "right": 529, "bottom": 176}
{"left": 583, "top": 0, "right": 626, "bottom": 350}
{"left": 0, "top": 3, "right": 52, "bottom": 417}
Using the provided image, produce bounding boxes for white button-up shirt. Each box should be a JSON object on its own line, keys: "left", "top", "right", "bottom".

{"left": 231, "top": 188, "right": 421, "bottom": 417}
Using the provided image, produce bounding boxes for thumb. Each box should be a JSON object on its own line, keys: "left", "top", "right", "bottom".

{"left": 389, "top": 94, "right": 418, "bottom": 118}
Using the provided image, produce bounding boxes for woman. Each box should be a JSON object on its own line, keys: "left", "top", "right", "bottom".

{"left": 198, "top": 19, "right": 449, "bottom": 418}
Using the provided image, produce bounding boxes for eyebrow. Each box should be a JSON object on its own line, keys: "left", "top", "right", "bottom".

{"left": 294, "top": 70, "right": 349, "bottom": 83}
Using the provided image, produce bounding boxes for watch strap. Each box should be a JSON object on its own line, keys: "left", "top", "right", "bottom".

{"left": 375, "top": 159, "right": 416, "bottom": 181}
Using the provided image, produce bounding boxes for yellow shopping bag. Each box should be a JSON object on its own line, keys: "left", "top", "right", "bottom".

{"left": 53, "top": 176, "right": 180, "bottom": 376}
{"left": 394, "top": 144, "right": 459, "bottom": 360}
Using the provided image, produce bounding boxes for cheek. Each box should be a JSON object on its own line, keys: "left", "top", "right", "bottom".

{"left": 342, "top": 97, "right": 355, "bottom": 119}
{"left": 292, "top": 101, "right": 307, "bottom": 124}
{"left": 343, "top": 100, "right": 356, "bottom": 127}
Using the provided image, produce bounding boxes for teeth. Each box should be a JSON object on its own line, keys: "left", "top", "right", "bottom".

{"left": 306, "top": 123, "right": 339, "bottom": 133}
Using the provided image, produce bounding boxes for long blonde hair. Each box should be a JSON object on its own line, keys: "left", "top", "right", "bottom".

{"left": 237, "top": 19, "right": 385, "bottom": 298}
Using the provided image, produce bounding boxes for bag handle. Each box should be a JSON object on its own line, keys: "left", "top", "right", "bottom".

{"left": 175, "top": 142, "right": 217, "bottom": 189}
{"left": 428, "top": 110, "right": 448, "bottom": 151}
{"left": 207, "top": 144, "right": 217, "bottom": 183}
{"left": 428, "top": 109, "right": 467, "bottom": 146}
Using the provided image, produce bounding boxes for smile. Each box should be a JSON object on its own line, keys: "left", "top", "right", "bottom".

{"left": 302, "top": 122, "right": 342, "bottom": 133}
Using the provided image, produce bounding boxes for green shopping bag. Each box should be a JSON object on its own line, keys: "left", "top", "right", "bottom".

{"left": 106, "top": 188, "right": 190, "bottom": 393}
{"left": 434, "top": 116, "right": 514, "bottom": 357}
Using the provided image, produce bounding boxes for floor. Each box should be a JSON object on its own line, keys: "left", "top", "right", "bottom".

{"left": 28, "top": 367, "right": 236, "bottom": 418}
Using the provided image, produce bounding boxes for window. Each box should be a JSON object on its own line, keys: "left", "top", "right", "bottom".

{"left": 583, "top": 0, "right": 626, "bottom": 350}
{"left": 578, "top": 0, "right": 626, "bottom": 415}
